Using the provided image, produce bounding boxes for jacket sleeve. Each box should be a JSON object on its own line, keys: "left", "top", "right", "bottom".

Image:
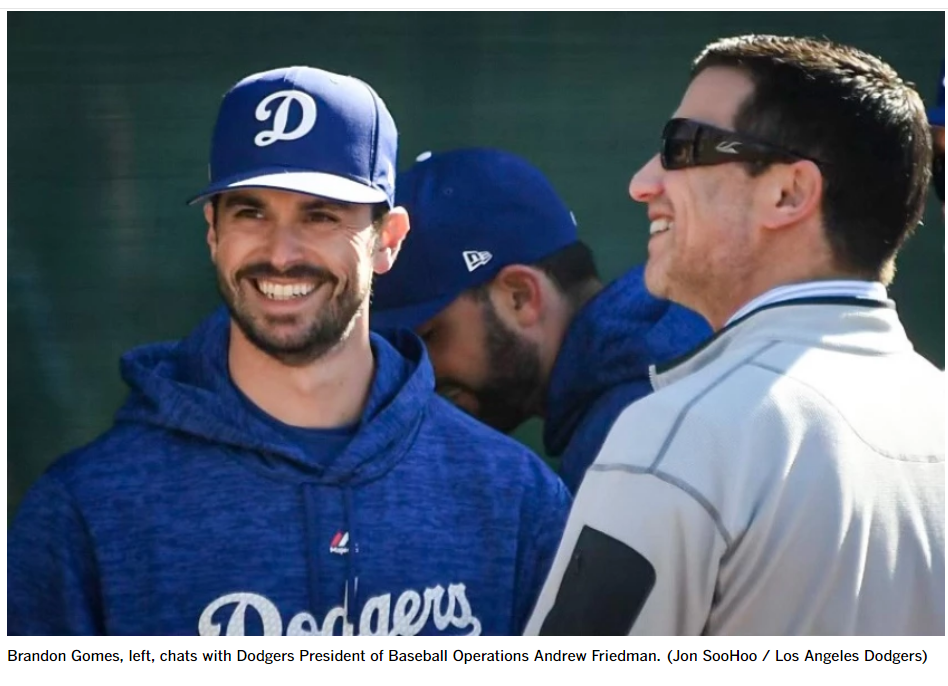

{"left": 524, "top": 410, "right": 727, "bottom": 636}
{"left": 8, "top": 475, "right": 105, "bottom": 635}
{"left": 513, "top": 472, "right": 572, "bottom": 634}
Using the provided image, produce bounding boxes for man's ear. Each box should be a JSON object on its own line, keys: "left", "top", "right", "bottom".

{"left": 760, "top": 159, "right": 823, "bottom": 231}
{"left": 203, "top": 201, "right": 218, "bottom": 263}
{"left": 373, "top": 206, "right": 410, "bottom": 274}
{"left": 490, "top": 264, "right": 545, "bottom": 328}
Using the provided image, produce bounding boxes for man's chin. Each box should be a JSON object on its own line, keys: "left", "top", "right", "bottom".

{"left": 231, "top": 314, "right": 346, "bottom": 365}
{"left": 643, "top": 264, "right": 669, "bottom": 299}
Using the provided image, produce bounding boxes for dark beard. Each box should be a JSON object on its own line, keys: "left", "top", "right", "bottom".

{"left": 470, "top": 298, "right": 544, "bottom": 433}
{"left": 218, "top": 262, "right": 366, "bottom": 366}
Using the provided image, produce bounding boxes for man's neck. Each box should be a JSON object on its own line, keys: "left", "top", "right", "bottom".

{"left": 703, "top": 235, "right": 857, "bottom": 331}
{"left": 227, "top": 322, "right": 375, "bottom": 429}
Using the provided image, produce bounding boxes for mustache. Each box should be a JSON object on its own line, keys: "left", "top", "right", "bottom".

{"left": 235, "top": 262, "right": 337, "bottom": 284}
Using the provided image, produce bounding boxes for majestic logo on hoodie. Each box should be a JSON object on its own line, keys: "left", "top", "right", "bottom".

{"left": 329, "top": 531, "right": 349, "bottom": 555}
{"left": 198, "top": 584, "right": 482, "bottom": 636}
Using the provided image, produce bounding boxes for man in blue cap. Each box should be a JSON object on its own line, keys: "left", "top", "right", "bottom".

{"left": 8, "top": 68, "right": 569, "bottom": 636}
{"left": 929, "top": 63, "right": 944, "bottom": 214}
{"left": 371, "top": 148, "right": 709, "bottom": 493}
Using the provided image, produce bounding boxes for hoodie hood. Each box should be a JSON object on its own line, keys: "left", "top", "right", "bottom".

{"left": 544, "top": 266, "right": 710, "bottom": 456}
{"left": 115, "top": 306, "right": 433, "bottom": 486}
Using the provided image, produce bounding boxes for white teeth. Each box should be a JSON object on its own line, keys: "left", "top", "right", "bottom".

{"left": 649, "top": 218, "right": 674, "bottom": 236}
{"left": 255, "top": 280, "right": 317, "bottom": 300}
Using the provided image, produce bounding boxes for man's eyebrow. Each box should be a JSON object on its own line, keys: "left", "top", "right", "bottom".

{"left": 219, "top": 193, "right": 353, "bottom": 213}
{"left": 221, "top": 192, "right": 266, "bottom": 209}
{"left": 300, "top": 198, "right": 351, "bottom": 212}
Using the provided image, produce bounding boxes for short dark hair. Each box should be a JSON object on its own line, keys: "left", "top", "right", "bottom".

{"left": 370, "top": 202, "right": 389, "bottom": 226}
{"left": 693, "top": 35, "right": 932, "bottom": 283}
{"left": 468, "top": 241, "right": 600, "bottom": 308}
{"left": 535, "top": 240, "right": 600, "bottom": 305}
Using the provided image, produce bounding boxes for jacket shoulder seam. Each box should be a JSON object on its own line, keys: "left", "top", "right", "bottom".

{"left": 649, "top": 341, "right": 781, "bottom": 473}
{"left": 586, "top": 463, "right": 733, "bottom": 546}
{"left": 747, "top": 360, "right": 943, "bottom": 463}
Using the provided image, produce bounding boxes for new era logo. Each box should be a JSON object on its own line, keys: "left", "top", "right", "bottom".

{"left": 329, "top": 531, "right": 349, "bottom": 555}
{"left": 463, "top": 250, "right": 492, "bottom": 272}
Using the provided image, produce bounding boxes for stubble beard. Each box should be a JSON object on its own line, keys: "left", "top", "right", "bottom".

{"left": 469, "top": 298, "right": 544, "bottom": 434}
{"left": 217, "top": 265, "right": 369, "bottom": 367}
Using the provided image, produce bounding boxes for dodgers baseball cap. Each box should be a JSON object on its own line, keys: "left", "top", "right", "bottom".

{"left": 929, "top": 62, "right": 945, "bottom": 127}
{"left": 371, "top": 148, "right": 578, "bottom": 331}
{"left": 188, "top": 66, "right": 397, "bottom": 206}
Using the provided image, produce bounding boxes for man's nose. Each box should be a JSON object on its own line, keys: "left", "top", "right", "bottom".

{"left": 629, "top": 154, "right": 665, "bottom": 203}
{"left": 265, "top": 223, "right": 306, "bottom": 271}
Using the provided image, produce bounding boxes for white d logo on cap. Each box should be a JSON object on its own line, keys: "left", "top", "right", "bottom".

{"left": 254, "top": 90, "right": 317, "bottom": 147}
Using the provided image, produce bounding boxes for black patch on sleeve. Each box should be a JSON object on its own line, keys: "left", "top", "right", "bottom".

{"left": 539, "top": 526, "right": 655, "bottom": 635}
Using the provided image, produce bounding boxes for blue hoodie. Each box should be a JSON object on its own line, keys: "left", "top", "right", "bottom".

{"left": 8, "top": 308, "right": 570, "bottom": 636}
{"left": 545, "top": 267, "right": 710, "bottom": 493}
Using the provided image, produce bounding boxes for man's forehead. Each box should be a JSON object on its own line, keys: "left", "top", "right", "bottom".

{"left": 218, "top": 188, "right": 357, "bottom": 211}
{"left": 674, "top": 66, "right": 755, "bottom": 129}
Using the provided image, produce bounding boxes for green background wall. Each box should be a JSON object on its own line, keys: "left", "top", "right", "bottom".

{"left": 8, "top": 12, "right": 945, "bottom": 520}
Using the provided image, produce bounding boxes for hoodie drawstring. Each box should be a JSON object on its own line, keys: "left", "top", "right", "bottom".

{"left": 302, "top": 485, "right": 321, "bottom": 627}
{"left": 342, "top": 486, "right": 358, "bottom": 631}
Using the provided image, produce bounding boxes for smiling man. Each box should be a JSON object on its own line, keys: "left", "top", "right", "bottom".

{"left": 7, "top": 66, "right": 570, "bottom": 636}
{"left": 371, "top": 148, "right": 709, "bottom": 494}
{"left": 526, "top": 36, "right": 944, "bottom": 636}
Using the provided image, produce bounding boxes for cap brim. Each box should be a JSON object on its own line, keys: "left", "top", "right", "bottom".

{"left": 187, "top": 171, "right": 389, "bottom": 205}
{"left": 930, "top": 107, "right": 945, "bottom": 127}
{"left": 369, "top": 292, "right": 458, "bottom": 333}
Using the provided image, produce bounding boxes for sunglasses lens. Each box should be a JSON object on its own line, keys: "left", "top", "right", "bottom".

{"left": 662, "top": 141, "right": 689, "bottom": 170}
{"left": 661, "top": 120, "right": 693, "bottom": 170}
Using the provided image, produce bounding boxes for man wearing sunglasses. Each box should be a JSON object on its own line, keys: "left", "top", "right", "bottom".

{"left": 371, "top": 148, "right": 710, "bottom": 495}
{"left": 525, "top": 35, "right": 944, "bottom": 636}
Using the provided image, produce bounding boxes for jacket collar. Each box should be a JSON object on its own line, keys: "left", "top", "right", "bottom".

{"left": 650, "top": 297, "right": 904, "bottom": 391}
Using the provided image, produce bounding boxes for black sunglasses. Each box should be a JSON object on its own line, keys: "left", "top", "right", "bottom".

{"left": 661, "top": 118, "right": 819, "bottom": 171}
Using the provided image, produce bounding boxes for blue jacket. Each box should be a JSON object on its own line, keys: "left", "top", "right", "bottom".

{"left": 545, "top": 267, "right": 710, "bottom": 493}
{"left": 8, "top": 308, "right": 570, "bottom": 636}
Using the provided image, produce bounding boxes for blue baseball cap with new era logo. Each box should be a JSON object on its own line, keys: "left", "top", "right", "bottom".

{"left": 370, "top": 148, "right": 578, "bottom": 331}
{"left": 189, "top": 66, "right": 397, "bottom": 206}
